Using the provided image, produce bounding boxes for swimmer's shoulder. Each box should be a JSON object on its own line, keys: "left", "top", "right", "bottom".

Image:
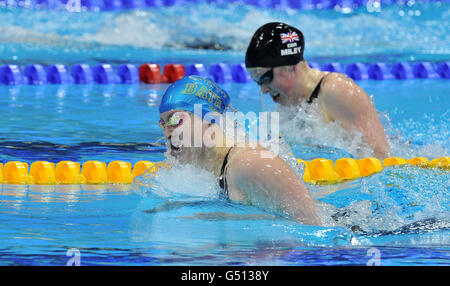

{"left": 319, "top": 71, "right": 368, "bottom": 104}
{"left": 317, "top": 72, "right": 369, "bottom": 121}
{"left": 227, "top": 146, "right": 288, "bottom": 182}
{"left": 224, "top": 147, "right": 259, "bottom": 202}
{"left": 225, "top": 146, "right": 290, "bottom": 201}
{"left": 320, "top": 72, "right": 358, "bottom": 93}
{"left": 227, "top": 146, "right": 267, "bottom": 169}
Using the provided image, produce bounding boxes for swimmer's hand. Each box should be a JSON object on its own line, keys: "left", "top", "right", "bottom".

{"left": 226, "top": 147, "right": 321, "bottom": 226}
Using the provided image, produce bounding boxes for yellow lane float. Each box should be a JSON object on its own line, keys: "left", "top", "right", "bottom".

{"left": 356, "top": 158, "right": 383, "bottom": 177}
{"left": 55, "top": 161, "right": 86, "bottom": 184}
{"left": 406, "top": 157, "right": 430, "bottom": 166}
{"left": 431, "top": 157, "right": 449, "bottom": 168}
{"left": 334, "top": 158, "right": 361, "bottom": 180}
{"left": 0, "top": 157, "right": 448, "bottom": 185}
{"left": 383, "top": 157, "right": 407, "bottom": 167}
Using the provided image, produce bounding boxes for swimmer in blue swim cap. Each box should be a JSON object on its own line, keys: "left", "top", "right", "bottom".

{"left": 159, "top": 76, "right": 320, "bottom": 226}
{"left": 246, "top": 22, "right": 391, "bottom": 159}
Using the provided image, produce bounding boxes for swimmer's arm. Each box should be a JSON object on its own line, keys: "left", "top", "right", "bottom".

{"left": 319, "top": 75, "right": 391, "bottom": 159}
{"left": 227, "top": 148, "right": 320, "bottom": 226}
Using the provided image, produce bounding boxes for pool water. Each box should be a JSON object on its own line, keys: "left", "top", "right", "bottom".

{"left": 0, "top": 2, "right": 449, "bottom": 265}
{"left": 1, "top": 2, "right": 449, "bottom": 64}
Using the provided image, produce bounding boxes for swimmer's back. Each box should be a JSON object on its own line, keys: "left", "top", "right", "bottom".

{"left": 224, "top": 146, "right": 321, "bottom": 225}
{"left": 316, "top": 72, "right": 391, "bottom": 159}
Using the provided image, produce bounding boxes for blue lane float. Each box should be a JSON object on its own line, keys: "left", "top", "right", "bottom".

{"left": 71, "top": 64, "right": 94, "bottom": 84}
{"left": 92, "top": 64, "right": 118, "bottom": 84}
{"left": 117, "top": 64, "right": 140, "bottom": 84}
{"left": 346, "top": 62, "right": 369, "bottom": 81}
{"left": 391, "top": 62, "right": 414, "bottom": 80}
{"left": 24, "top": 64, "right": 47, "bottom": 85}
{"left": 436, "top": 62, "right": 450, "bottom": 79}
{"left": 121, "top": 0, "right": 145, "bottom": 9}
{"left": 185, "top": 63, "right": 209, "bottom": 77}
{"left": 413, "top": 62, "right": 440, "bottom": 79}
{"left": 368, "top": 62, "right": 394, "bottom": 80}
{"left": 46, "top": 64, "right": 72, "bottom": 84}
{"left": 78, "top": 0, "right": 108, "bottom": 10}
{"left": 1, "top": 61, "right": 449, "bottom": 86}
{"left": 0, "top": 65, "right": 23, "bottom": 85}
{"left": 209, "top": 63, "right": 233, "bottom": 84}
{"left": 231, "top": 63, "right": 252, "bottom": 83}
{"left": 322, "top": 63, "right": 344, "bottom": 73}
{"left": 308, "top": 62, "right": 321, "bottom": 70}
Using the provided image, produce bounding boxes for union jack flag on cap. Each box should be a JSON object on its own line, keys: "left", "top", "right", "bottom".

{"left": 280, "top": 32, "right": 299, "bottom": 44}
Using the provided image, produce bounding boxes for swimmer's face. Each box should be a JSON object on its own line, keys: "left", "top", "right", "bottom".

{"left": 159, "top": 110, "right": 211, "bottom": 163}
{"left": 249, "top": 66, "right": 297, "bottom": 106}
{"left": 160, "top": 110, "right": 190, "bottom": 159}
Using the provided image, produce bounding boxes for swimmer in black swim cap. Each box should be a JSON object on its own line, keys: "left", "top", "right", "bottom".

{"left": 246, "top": 22, "right": 305, "bottom": 70}
{"left": 245, "top": 22, "right": 391, "bottom": 160}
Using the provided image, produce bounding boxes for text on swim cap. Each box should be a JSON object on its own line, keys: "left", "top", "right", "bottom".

{"left": 281, "top": 47, "right": 302, "bottom": 57}
{"left": 182, "top": 83, "right": 224, "bottom": 112}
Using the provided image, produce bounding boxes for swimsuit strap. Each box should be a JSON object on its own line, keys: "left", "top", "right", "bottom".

{"left": 218, "top": 147, "right": 234, "bottom": 199}
{"left": 307, "top": 74, "right": 328, "bottom": 104}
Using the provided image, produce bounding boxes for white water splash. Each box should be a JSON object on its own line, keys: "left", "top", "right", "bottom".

{"left": 313, "top": 166, "right": 450, "bottom": 235}
{"left": 132, "top": 161, "right": 220, "bottom": 199}
{"left": 277, "top": 102, "right": 373, "bottom": 158}
{"left": 379, "top": 109, "right": 450, "bottom": 158}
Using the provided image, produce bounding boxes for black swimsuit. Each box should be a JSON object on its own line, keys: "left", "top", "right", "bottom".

{"left": 218, "top": 147, "right": 233, "bottom": 200}
{"left": 307, "top": 75, "right": 327, "bottom": 104}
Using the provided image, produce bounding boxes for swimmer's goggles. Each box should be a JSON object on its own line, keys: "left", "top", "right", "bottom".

{"left": 255, "top": 68, "right": 273, "bottom": 86}
{"left": 159, "top": 113, "right": 184, "bottom": 129}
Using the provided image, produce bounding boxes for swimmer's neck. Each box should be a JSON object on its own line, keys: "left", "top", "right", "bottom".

{"left": 292, "top": 61, "right": 326, "bottom": 104}
{"left": 196, "top": 145, "right": 232, "bottom": 178}
{"left": 193, "top": 126, "right": 234, "bottom": 178}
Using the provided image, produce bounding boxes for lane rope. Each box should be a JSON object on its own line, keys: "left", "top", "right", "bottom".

{"left": 0, "top": 156, "right": 448, "bottom": 185}
{"left": 1, "top": 61, "right": 449, "bottom": 86}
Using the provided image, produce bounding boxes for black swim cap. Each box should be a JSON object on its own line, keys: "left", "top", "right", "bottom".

{"left": 245, "top": 22, "right": 305, "bottom": 69}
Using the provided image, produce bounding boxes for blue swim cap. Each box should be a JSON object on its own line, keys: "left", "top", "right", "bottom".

{"left": 159, "top": 76, "right": 230, "bottom": 118}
